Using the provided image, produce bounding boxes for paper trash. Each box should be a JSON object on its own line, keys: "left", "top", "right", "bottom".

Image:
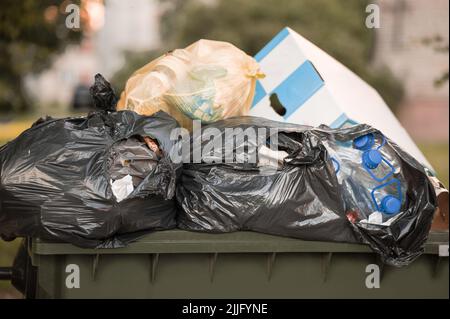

{"left": 249, "top": 27, "right": 432, "bottom": 170}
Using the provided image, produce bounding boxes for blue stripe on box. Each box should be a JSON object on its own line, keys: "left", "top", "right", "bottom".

{"left": 341, "top": 118, "right": 358, "bottom": 128}
{"left": 330, "top": 114, "right": 358, "bottom": 128}
{"left": 254, "top": 28, "right": 290, "bottom": 62}
{"left": 330, "top": 113, "right": 349, "bottom": 128}
{"left": 272, "top": 60, "right": 325, "bottom": 119}
{"left": 251, "top": 80, "right": 266, "bottom": 108}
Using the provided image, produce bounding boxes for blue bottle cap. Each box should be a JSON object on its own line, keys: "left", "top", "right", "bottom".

{"left": 353, "top": 133, "right": 375, "bottom": 150}
{"left": 362, "top": 150, "right": 382, "bottom": 169}
{"left": 381, "top": 195, "right": 401, "bottom": 215}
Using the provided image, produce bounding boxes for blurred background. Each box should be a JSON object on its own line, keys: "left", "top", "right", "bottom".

{"left": 0, "top": 0, "right": 448, "bottom": 298}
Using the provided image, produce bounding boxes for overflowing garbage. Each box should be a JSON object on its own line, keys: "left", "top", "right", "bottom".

{"left": 0, "top": 75, "right": 180, "bottom": 248}
{"left": 176, "top": 118, "right": 437, "bottom": 266}
{"left": 0, "top": 30, "right": 446, "bottom": 267}
{"left": 177, "top": 117, "right": 357, "bottom": 243}
{"left": 317, "top": 125, "right": 437, "bottom": 266}
{"left": 324, "top": 132, "right": 407, "bottom": 218}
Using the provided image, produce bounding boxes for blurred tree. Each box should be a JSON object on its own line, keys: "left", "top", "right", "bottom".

{"left": 420, "top": 35, "right": 449, "bottom": 88}
{"left": 111, "top": 50, "right": 162, "bottom": 95}
{"left": 113, "top": 0, "right": 404, "bottom": 112}
{"left": 0, "top": 0, "right": 82, "bottom": 114}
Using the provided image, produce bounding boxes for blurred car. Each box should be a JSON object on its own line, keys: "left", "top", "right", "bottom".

{"left": 71, "top": 84, "right": 94, "bottom": 110}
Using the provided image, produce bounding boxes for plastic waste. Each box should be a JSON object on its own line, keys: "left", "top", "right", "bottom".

{"left": 0, "top": 75, "right": 181, "bottom": 248}
{"left": 109, "top": 136, "right": 160, "bottom": 189}
{"left": 315, "top": 124, "right": 436, "bottom": 266}
{"left": 177, "top": 117, "right": 437, "bottom": 266}
{"left": 257, "top": 145, "right": 289, "bottom": 168}
{"left": 116, "top": 39, "right": 264, "bottom": 129}
{"left": 177, "top": 116, "right": 358, "bottom": 244}
{"left": 111, "top": 175, "right": 134, "bottom": 203}
{"left": 323, "top": 132, "right": 406, "bottom": 223}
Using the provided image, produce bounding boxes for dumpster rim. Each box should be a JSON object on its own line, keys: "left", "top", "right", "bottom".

{"left": 30, "top": 230, "right": 449, "bottom": 256}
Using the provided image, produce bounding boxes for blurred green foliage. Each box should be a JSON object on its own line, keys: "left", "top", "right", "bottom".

{"left": 419, "top": 143, "right": 450, "bottom": 188}
{"left": 0, "top": 0, "right": 81, "bottom": 115}
{"left": 112, "top": 0, "right": 404, "bottom": 112}
{"left": 420, "top": 35, "right": 449, "bottom": 87}
{"left": 111, "top": 50, "right": 162, "bottom": 94}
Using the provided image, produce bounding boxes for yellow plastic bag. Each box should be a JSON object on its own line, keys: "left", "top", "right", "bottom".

{"left": 116, "top": 40, "right": 263, "bottom": 129}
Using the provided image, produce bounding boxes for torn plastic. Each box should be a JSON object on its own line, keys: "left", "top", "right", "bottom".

{"left": 315, "top": 124, "right": 437, "bottom": 266}
{"left": 109, "top": 136, "right": 160, "bottom": 187}
{"left": 176, "top": 117, "right": 437, "bottom": 266}
{"left": 323, "top": 132, "right": 407, "bottom": 221}
{"left": 116, "top": 40, "right": 263, "bottom": 129}
{"left": 0, "top": 76, "right": 181, "bottom": 248}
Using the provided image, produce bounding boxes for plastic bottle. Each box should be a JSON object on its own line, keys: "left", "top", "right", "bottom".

{"left": 323, "top": 133, "right": 405, "bottom": 221}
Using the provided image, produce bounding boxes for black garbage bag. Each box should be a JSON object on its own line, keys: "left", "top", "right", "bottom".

{"left": 90, "top": 73, "right": 118, "bottom": 112}
{"left": 176, "top": 117, "right": 358, "bottom": 244}
{"left": 314, "top": 124, "right": 437, "bottom": 266}
{"left": 0, "top": 75, "right": 181, "bottom": 248}
{"left": 176, "top": 117, "right": 436, "bottom": 266}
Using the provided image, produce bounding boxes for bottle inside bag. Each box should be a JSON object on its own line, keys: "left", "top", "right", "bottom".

{"left": 323, "top": 132, "right": 406, "bottom": 224}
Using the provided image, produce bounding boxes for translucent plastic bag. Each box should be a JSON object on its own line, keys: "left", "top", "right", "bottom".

{"left": 116, "top": 40, "right": 263, "bottom": 129}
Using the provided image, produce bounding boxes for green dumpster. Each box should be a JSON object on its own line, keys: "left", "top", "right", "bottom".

{"left": 23, "top": 230, "right": 449, "bottom": 299}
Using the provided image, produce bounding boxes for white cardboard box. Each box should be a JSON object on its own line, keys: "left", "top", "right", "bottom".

{"left": 250, "top": 27, "right": 432, "bottom": 169}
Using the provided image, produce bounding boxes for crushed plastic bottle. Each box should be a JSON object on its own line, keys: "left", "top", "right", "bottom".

{"left": 323, "top": 132, "right": 406, "bottom": 222}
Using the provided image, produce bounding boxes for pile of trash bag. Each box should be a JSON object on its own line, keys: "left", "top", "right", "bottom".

{"left": 0, "top": 75, "right": 181, "bottom": 248}
{"left": 0, "top": 41, "right": 439, "bottom": 267}
{"left": 176, "top": 117, "right": 437, "bottom": 266}
{"left": 176, "top": 117, "right": 357, "bottom": 243}
{"left": 116, "top": 39, "right": 263, "bottom": 129}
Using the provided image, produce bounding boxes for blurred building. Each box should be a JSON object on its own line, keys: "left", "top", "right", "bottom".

{"left": 96, "top": 0, "right": 161, "bottom": 77}
{"left": 374, "top": 0, "right": 449, "bottom": 142}
{"left": 25, "top": 0, "right": 161, "bottom": 113}
{"left": 26, "top": 0, "right": 449, "bottom": 140}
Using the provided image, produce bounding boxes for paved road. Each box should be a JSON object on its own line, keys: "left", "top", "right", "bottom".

{"left": 0, "top": 288, "right": 22, "bottom": 299}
